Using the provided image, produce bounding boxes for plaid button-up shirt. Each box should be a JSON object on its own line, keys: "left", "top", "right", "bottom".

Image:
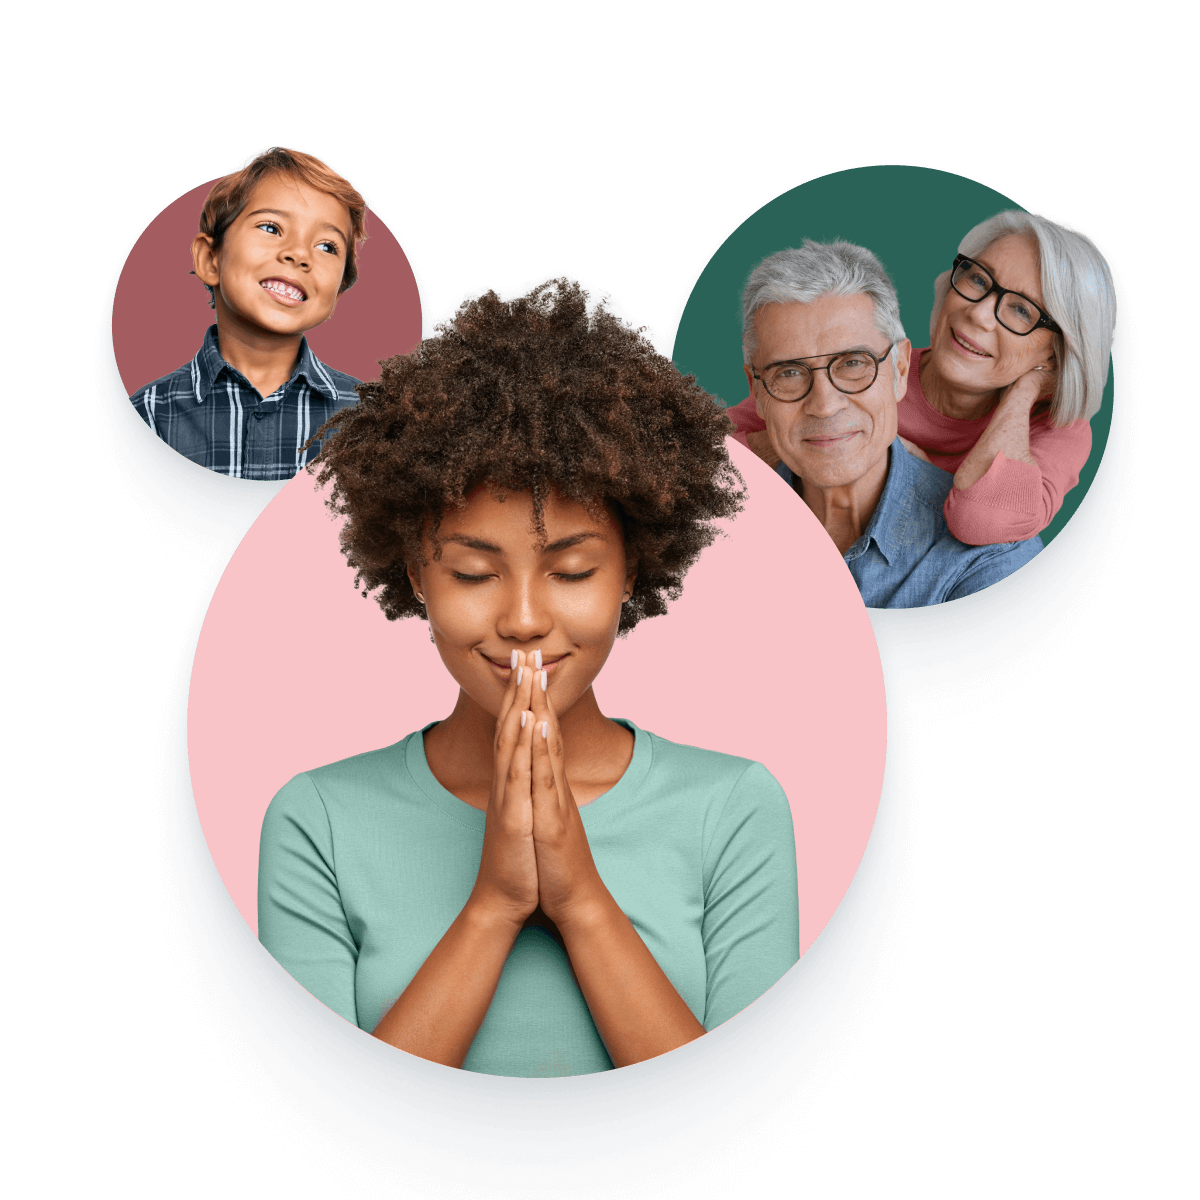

{"left": 130, "top": 325, "right": 361, "bottom": 480}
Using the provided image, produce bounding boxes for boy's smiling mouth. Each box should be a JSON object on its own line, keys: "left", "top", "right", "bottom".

{"left": 260, "top": 277, "right": 307, "bottom": 305}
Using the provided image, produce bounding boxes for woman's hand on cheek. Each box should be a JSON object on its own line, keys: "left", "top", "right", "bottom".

{"left": 468, "top": 651, "right": 539, "bottom": 928}
{"left": 1002, "top": 352, "right": 1058, "bottom": 409}
{"left": 529, "top": 671, "right": 608, "bottom": 929}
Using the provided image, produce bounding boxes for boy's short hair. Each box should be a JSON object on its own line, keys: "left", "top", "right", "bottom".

{"left": 197, "top": 147, "right": 368, "bottom": 302}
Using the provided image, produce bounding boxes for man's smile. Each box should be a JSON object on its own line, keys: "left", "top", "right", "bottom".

{"left": 803, "top": 431, "right": 862, "bottom": 447}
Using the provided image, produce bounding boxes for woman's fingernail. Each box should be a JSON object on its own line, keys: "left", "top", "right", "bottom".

{"left": 540, "top": 670, "right": 547, "bottom": 691}
{"left": 517, "top": 667, "right": 523, "bottom": 685}
{"left": 541, "top": 721, "right": 548, "bottom": 739}
{"left": 520, "top": 710, "right": 527, "bottom": 728}
{"left": 510, "top": 650, "right": 518, "bottom": 668}
{"left": 534, "top": 649, "right": 542, "bottom": 669}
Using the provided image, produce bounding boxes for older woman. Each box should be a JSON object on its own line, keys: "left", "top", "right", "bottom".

{"left": 729, "top": 211, "right": 1115, "bottom": 545}
{"left": 257, "top": 281, "right": 800, "bottom": 1077}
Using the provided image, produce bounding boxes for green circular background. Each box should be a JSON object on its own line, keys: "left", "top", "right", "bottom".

{"left": 671, "top": 165, "right": 1113, "bottom": 547}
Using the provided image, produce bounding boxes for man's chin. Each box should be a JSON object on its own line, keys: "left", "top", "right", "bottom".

{"left": 786, "top": 451, "right": 867, "bottom": 489}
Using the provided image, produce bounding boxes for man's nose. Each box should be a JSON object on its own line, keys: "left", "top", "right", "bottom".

{"left": 496, "top": 577, "right": 552, "bottom": 643}
{"left": 802, "top": 371, "right": 850, "bottom": 416}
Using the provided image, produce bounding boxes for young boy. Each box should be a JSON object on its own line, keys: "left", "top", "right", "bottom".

{"left": 130, "top": 148, "right": 367, "bottom": 479}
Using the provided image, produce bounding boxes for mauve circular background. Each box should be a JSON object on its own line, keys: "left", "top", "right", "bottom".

{"left": 112, "top": 180, "right": 421, "bottom": 395}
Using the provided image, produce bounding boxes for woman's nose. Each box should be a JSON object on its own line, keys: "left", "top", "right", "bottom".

{"left": 967, "top": 294, "right": 997, "bottom": 330}
{"left": 496, "top": 579, "right": 552, "bottom": 642}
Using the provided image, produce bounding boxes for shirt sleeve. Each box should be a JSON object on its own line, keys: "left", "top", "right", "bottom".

{"left": 945, "top": 538, "right": 1043, "bottom": 602}
{"left": 700, "top": 762, "right": 800, "bottom": 1030}
{"left": 942, "top": 419, "right": 1092, "bottom": 545}
{"left": 725, "top": 394, "right": 766, "bottom": 450}
{"left": 258, "top": 773, "right": 360, "bottom": 1026}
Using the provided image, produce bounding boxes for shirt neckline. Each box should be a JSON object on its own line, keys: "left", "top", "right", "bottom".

{"left": 403, "top": 717, "right": 653, "bottom": 830}
{"left": 192, "top": 324, "right": 335, "bottom": 406}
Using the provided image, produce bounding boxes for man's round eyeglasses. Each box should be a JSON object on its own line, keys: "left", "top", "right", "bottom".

{"left": 950, "top": 255, "right": 1061, "bottom": 336}
{"left": 752, "top": 343, "right": 895, "bottom": 403}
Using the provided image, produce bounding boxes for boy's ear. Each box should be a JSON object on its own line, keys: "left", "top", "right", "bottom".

{"left": 191, "top": 233, "right": 220, "bottom": 288}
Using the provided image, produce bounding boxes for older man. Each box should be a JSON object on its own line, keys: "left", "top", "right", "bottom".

{"left": 743, "top": 241, "right": 1041, "bottom": 607}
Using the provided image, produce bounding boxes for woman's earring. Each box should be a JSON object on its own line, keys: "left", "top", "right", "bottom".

{"left": 428, "top": 625, "right": 435, "bottom": 644}
{"left": 416, "top": 592, "right": 426, "bottom": 604}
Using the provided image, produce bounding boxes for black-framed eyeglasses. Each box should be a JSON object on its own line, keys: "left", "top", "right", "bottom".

{"left": 751, "top": 343, "right": 895, "bottom": 403}
{"left": 950, "top": 254, "right": 1061, "bottom": 336}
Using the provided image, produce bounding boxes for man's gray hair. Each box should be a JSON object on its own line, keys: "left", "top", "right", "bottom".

{"left": 930, "top": 211, "right": 1116, "bottom": 425}
{"left": 742, "top": 240, "right": 906, "bottom": 365}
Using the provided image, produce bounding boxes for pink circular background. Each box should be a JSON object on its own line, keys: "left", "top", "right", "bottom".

{"left": 188, "top": 439, "right": 886, "bottom": 955}
{"left": 113, "top": 179, "right": 421, "bottom": 395}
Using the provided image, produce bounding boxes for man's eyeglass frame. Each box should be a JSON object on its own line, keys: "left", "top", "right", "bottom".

{"left": 751, "top": 342, "right": 896, "bottom": 403}
{"left": 950, "top": 254, "right": 1061, "bottom": 336}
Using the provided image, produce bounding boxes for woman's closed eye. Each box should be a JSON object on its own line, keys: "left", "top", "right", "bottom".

{"left": 451, "top": 571, "right": 495, "bottom": 583}
{"left": 553, "top": 569, "right": 598, "bottom": 582}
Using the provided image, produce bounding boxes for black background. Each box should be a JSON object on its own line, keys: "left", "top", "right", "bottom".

{"left": 88, "top": 138, "right": 1137, "bottom": 1190}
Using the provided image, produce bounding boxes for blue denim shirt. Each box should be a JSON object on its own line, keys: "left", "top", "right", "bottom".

{"left": 776, "top": 439, "right": 1043, "bottom": 608}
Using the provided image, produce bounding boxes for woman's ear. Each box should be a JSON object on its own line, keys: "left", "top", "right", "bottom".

{"left": 406, "top": 562, "right": 425, "bottom": 605}
{"left": 622, "top": 562, "right": 638, "bottom": 603}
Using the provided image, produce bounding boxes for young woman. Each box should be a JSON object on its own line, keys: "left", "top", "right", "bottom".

{"left": 257, "top": 281, "right": 800, "bottom": 1077}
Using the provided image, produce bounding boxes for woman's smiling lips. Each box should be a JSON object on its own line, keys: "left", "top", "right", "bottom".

{"left": 950, "top": 327, "right": 991, "bottom": 358}
{"left": 260, "top": 276, "right": 308, "bottom": 306}
{"left": 481, "top": 651, "right": 566, "bottom": 681}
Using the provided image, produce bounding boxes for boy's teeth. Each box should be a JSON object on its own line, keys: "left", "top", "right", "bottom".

{"left": 262, "top": 280, "right": 304, "bottom": 300}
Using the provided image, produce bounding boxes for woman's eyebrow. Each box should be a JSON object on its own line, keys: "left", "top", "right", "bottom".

{"left": 543, "top": 532, "right": 603, "bottom": 554}
{"left": 441, "top": 531, "right": 603, "bottom": 554}
{"left": 443, "top": 535, "right": 503, "bottom": 553}
{"left": 976, "top": 256, "right": 1046, "bottom": 306}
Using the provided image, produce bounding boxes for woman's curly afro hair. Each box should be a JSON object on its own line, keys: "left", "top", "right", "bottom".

{"left": 312, "top": 279, "right": 745, "bottom": 634}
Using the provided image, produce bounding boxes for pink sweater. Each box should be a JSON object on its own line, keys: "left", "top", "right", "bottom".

{"left": 725, "top": 347, "right": 1092, "bottom": 545}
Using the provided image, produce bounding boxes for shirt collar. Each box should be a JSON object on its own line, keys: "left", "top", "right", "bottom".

{"left": 777, "top": 438, "right": 931, "bottom": 568}
{"left": 853, "top": 439, "right": 951, "bottom": 566}
{"left": 852, "top": 441, "right": 909, "bottom": 565}
{"left": 190, "top": 324, "right": 340, "bottom": 405}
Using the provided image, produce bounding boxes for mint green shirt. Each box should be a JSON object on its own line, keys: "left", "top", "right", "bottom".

{"left": 258, "top": 720, "right": 800, "bottom": 1077}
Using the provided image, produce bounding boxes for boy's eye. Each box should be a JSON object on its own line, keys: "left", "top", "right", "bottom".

{"left": 317, "top": 240, "right": 340, "bottom": 255}
{"left": 256, "top": 221, "right": 281, "bottom": 236}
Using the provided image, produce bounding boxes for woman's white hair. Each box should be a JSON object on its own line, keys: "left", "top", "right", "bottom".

{"left": 743, "top": 241, "right": 906, "bottom": 371}
{"left": 930, "top": 212, "right": 1116, "bottom": 425}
